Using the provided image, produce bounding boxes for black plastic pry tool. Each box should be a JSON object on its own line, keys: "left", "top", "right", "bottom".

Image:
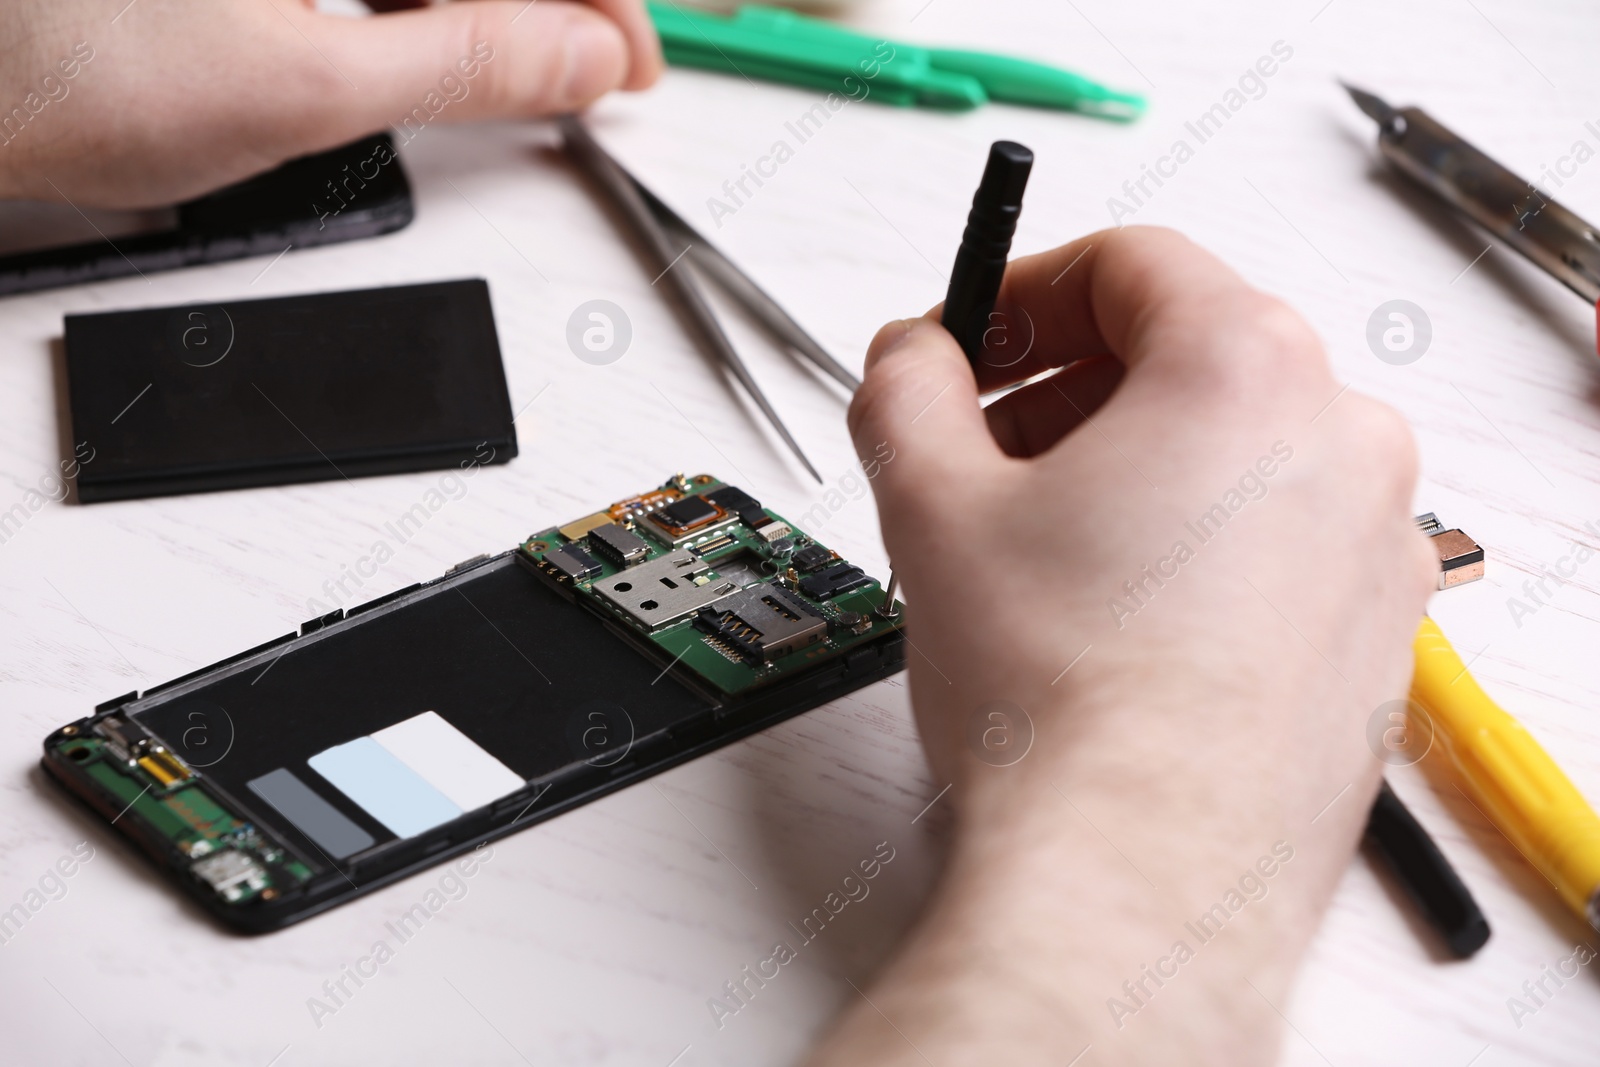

{"left": 941, "top": 140, "right": 1034, "bottom": 365}
{"left": 1366, "top": 780, "right": 1491, "bottom": 958}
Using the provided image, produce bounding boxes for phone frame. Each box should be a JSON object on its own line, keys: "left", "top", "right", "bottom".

{"left": 42, "top": 549, "right": 905, "bottom": 932}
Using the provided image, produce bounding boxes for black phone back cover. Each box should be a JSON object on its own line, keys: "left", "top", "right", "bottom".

{"left": 64, "top": 278, "right": 517, "bottom": 501}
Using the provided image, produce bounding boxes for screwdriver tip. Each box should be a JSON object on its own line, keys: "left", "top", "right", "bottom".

{"left": 1339, "top": 81, "right": 1400, "bottom": 129}
{"left": 876, "top": 570, "right": 900, "bottom": 620}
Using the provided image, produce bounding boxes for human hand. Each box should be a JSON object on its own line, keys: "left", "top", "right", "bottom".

{"left": 813, "top": 227, "right": 1437, "bottom": 1064}
{"left": 0, "top": 0, "right": 661, "bottom": 208}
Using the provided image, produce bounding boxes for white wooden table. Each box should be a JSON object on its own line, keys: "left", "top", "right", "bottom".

{"left": 3, "top": 1, "right": 1598, "bottom": 1063}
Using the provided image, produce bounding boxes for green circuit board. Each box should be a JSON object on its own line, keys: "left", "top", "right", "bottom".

{"left": 52, "top": 732, "right": 313, "bottom": 904}
{"left": 521, "top": 474, "right": 901, "bottom": 695}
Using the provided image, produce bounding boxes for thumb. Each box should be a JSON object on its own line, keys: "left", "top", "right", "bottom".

{"left": 314, "top": 1, "right": 635, "bottom": 137}
{"left": 848, "top": 317, "right": 1005, "bottom": 520}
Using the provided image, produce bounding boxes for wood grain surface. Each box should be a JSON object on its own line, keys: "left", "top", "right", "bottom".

{"left": 1, "top": 0, "right": 1597, "bottom": 1063}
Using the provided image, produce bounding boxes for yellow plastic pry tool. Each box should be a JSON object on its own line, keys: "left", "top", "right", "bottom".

{"left": 1411, "top": 617, "right": 1600, "bottom": 929}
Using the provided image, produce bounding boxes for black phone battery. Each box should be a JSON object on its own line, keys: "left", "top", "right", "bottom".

{"left": 63, "top": 278, "right": 517, "bottom": 501}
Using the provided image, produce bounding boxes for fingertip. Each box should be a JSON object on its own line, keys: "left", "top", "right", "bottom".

{"left": 864, "top": 318, "right": 919, "bottom": 372}
{"left": 557, "top": 13, "right": 630, "bottom": 107}
{"left": 622, "top": 32, "right": 665, "bottom": 91}
{"left": 579, "top": 0, "right": 663, "bottom": 90}
{"left": 321, "top": 1, "right": 637, "bottom": 132}
{"left": 864, "top": 316, "right": 964, "bottom": 374}
{"left": 849, "top": 316, "right": 996, "bottom": 488}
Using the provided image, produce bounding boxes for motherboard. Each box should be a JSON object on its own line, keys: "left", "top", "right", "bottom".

{"left": 521, "top": 473, "right": 901, "bottom": 696}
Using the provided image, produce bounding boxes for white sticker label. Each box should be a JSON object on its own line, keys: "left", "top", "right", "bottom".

{"left": 371, "top": 710, "right": 525, "bottom": 813}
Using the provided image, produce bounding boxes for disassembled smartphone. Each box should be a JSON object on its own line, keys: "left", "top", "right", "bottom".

{"left": 0, "top": 134, "right": 411, "bottom": 297}
{"left": 41, "top": 475, "right": 904, "bottom": 932}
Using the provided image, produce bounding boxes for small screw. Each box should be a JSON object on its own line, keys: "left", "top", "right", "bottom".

{"left": 876, "top": 571, "right": 900, "bottom": 619}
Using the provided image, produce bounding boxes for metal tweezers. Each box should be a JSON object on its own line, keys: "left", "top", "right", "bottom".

{"left": 559, "top": 114, "right": 858, "bottom": 483}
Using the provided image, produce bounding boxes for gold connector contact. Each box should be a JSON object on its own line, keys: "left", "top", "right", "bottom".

{"left": 1416, "top": 513, "right": 1485, "bottom": 590}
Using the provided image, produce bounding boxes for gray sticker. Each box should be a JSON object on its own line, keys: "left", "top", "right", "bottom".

{"left": 248, "top": 767, "right": 375, "bottom": 859}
